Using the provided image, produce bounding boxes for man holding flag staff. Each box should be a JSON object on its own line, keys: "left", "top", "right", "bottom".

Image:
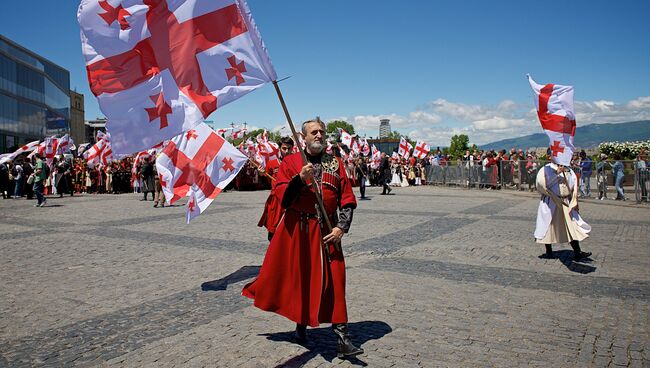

{"left": 528, "top": 75, "right": 592, "bottom": 261}
{"left": 243, "top": 118, "right": 364, "bottom": 359}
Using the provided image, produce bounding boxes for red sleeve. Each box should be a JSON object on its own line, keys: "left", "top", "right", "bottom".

{"left": 274, "top": 154, "right": 301, "bottom": 208}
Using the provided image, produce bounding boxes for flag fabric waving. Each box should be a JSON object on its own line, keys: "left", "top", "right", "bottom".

{"left": 84, "top": 133, "right": 112, "bottom": 167}
{"left": 371, "top": 145, "right": 381, "bottom": 169}
{"left": 57, "top": 134, "right": 75, "bottom": 154}
{"left": 156, "top": 122, "right": 247, "bottom": 223}
{"left": 527, "top": 74, "right": 576, "bottom": 166}
{"left": 398, "top": 137, "right": 412, "bottom": 159}
{"left": 360, "top": 138, "right": 370, "bottom": 156}
{"left": 413, "top": 140, "right": 430, "bottom": 159}
{"left": 9, "top": 140, "right": 40, "bottom": 160}
{"left": 339, "top": 128, "right": 353, "bottom": 148}
{"left": 78, "top": 0, "right": 277, "bottom": 155}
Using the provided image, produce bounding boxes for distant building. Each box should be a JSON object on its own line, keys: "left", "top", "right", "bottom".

{"left": 379, "top": 119, "right": 391, "bottom": 139}
{"left": 0, "top": 35, "right": 71, "bottom": 152}
{"left": 84, "top": 118, "right": 107, "bottom": 143}
{"left": 367, "top": 138, "right": 400, "bottom": 155}
{"left": 69, "top": 90, "right": 85, "bottom": 146}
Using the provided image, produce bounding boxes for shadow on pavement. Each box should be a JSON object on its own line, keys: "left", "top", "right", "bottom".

{"left": 540, "top": 250, "right": 596, "bottom": 274}
{"left": 263, "top": 320, "right": 392, "bottom": 367}
{"left": 201, "top": 265, "right": 260, "bottom": 291}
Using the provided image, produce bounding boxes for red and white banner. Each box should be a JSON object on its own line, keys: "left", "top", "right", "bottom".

{"left": 156, "top": 122, "right": 247, "bottom": 223}
{"left": 360, "top": 137, "right": 370, "bottom": 156}
{"left": 216, "top": 127, "right": 233, "bottom": 137}
{"left": 9, "top": 140, "right": 40, "bottom": 160}
{"left": 232, "top": 128, "right": 247, "bottom": 139}
{"left": 79, "top": 0, "right": 277, "bottom": 155}
{"left": 391, "top": 151, "right": 399, "bottom": 160}
{"left": 413, "top": 140, "right": 430, "bottom": 159}
{"left": 350, "top": 138, "right": 360, "bottom": 156}
{"left": 398, "top": 137, "right": 412, "bottom": 159}
{"left": 528, "top": 74, "right": 576, "bottom": 166}
{"left": 371, "top": 145, "right": 381, "bottom": 169}
{"left": 339, "top": 128, "right": 353, "bottom": 148}
{"left": 325, "top": 140, "right": 333, "bottom": 155}
{"left": 57, "top": 134, "right": 75, "bottom": 154}
{"left": 44, "top": 136, "right": 59, "bottom": 164}
{"left": 84, "top": 133, "right": 112, "bottom": 167}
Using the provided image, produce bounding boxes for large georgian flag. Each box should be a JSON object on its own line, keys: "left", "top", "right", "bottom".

{"left": 527, "top": 74, "right": 576, "bottom": 166}
{"left": 78, "top": 0, "right": 277, "bottom": 155}
{"left": 156, "top": 122, "right": 247, "bottom": 223}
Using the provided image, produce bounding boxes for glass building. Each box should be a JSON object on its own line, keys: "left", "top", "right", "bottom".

{"left": 0, "top": 35, "right": 70, "bottom": 153}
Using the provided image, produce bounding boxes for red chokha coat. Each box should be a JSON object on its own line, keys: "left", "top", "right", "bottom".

{"left": 243, "top": 152, "right": 357, "bottom": 327}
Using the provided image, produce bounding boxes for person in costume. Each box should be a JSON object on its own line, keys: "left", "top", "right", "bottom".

{"left": 257, "top": 136, "right": 294, "bottom": 240}
{"left": 535, "top": 153, "right": 592, "bottom": 261}
{"left": 243, "top": 118, "right": 364, "bottom": 359}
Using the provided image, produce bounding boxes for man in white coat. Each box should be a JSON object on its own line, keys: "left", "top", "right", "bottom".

{"left": 535, "top": 161, "right": 592, "bottom": 261}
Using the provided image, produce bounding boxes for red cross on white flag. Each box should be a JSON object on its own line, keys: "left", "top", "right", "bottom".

{"left": 84, "top": 133, "right": 112, "bottom": 168}
{"left": 413, "top": 140, "right": 430, "bottom": 159}
{"left": 398, "top": 137, "right": 412, "bottom": 159}
{"left": 156, "top": 122, "right": 247, "bottom": 223}
{"left": 528, "top": 74, "right": 576, "bottom": 166}
{"left": 78, "top": 0, "right": 277, "bottom": 155}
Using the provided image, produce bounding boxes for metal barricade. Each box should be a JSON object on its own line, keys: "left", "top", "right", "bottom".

{"left": 425, "top": 163, "right": 470, "bottom": 187}
{"left": 634, "top": 160, "right": 649, "bottom": 203}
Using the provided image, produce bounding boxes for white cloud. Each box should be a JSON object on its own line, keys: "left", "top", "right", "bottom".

{"left": 327, "top": 96, "right": 650, "bottom": 147}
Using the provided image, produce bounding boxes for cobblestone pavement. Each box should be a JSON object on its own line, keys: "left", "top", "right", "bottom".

{"left": 0, "top": 186, "right": 648, "bottom": 367}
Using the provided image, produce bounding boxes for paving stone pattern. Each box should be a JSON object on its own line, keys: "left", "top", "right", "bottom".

{"left": 0, "top": 185, "right": 648, "bottom": 367}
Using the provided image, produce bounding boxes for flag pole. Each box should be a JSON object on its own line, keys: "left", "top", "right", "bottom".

{"left": 272, "top": 80, "right": 338, "bottom": 251}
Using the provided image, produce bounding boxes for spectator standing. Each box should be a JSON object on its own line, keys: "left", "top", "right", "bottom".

{"left": 32, "top": 153, "right": 48, "bottom": 207}
{"left": 141, "top": 158, "right": 155, "bottom": 201}
{"left": 12, "top": 159, "right": 24, "bottom": 198}
{"left": 579, "top": 151, "right": 593, "bottom": 198}
{"left": 636, "top": 150, "right": 648, "bottom": 202}
{"left": 612, "top": 155, "right": 626, "bottom": 200}
{"left": 354, "top": 158, "right": 369, "bottom": 199}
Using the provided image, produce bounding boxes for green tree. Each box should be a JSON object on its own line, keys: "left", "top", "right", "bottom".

{"left": 387, "top": 130, "right": 402, "bottom": 140}
{"left": 326, "top": 120, "right": 355, "bottom": 135}
{"left": 448, "top": 134, "right": 470, "bottom": 158}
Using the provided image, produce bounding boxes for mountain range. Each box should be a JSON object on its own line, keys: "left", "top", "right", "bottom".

{"left": 480, "top": 120, "right": 650, "bottom": 150}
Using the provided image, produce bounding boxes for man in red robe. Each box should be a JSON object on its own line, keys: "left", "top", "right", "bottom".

{"left": 257, "top": 136, "right": 294, "bottom": 241}
{"left": 243, "top": 118, "right": 364, "bottom": 359}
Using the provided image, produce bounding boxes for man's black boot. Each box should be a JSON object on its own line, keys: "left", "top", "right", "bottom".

{"left": 333, "top": 324, "right": 363, "bottom": 359}
{"left": 539, "top": 244, "right": 554, "bottom": 259}
{"left": 570, "top": 240, "right": 591, "bottom": 261}
{"left": 294, "top": 324, "right": 307, "bottom": 343}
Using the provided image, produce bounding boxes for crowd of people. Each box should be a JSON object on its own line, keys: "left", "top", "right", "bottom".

{"left": 0, "top": 153, "right": 160, "bottom": 205}
{"left": 1, "top": 145, "right": 647, "bottom": 206}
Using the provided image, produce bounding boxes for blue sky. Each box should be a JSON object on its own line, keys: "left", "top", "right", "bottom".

{"left": 2, "top": 0, "right": 649, "bottom": 145}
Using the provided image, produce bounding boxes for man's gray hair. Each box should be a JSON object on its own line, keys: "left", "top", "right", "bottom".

{"left": 301, "top": 117, "right": 326, "bottom": 135}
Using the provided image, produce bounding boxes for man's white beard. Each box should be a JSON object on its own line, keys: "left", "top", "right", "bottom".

{"left": 307, "top": 141, "right": 324, "bottom": 154}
